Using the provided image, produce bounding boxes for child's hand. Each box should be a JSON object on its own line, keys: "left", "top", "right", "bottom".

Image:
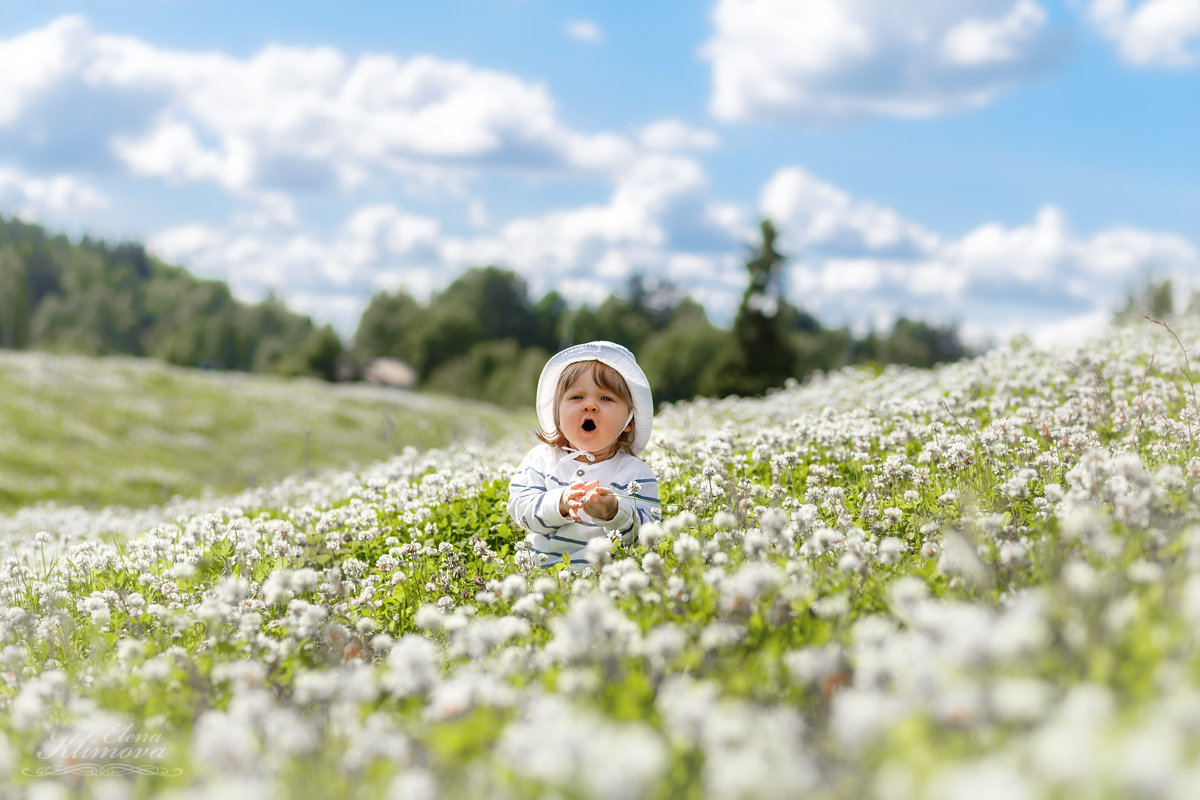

{"left": 561, "top": 481, "right": 592, "bottom": 520}
{"left": 582, "top": 484, "right": 618, "bottom": 521}
{"left": 561, "top": 480, "right": 619, "bottom": 522}
{"left": 559, "top": 482, "right": 587, "bottom": 519}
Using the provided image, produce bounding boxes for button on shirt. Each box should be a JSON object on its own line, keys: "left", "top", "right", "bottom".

{"left": 508, "top": 444, "right": 661, "bottom": 568}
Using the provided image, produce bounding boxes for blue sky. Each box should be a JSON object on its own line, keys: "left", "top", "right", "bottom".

{"left": 1, "top": 0, "right": 1197, "bottom": 347}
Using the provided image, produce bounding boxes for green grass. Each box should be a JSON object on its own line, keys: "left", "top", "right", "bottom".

{"left": 0, "top": 350, "right": 531, "bottom": 512}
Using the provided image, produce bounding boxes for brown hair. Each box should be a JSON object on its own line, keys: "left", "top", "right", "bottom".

{"left": 537, "top": 360, "right": 636, "bottom": 454}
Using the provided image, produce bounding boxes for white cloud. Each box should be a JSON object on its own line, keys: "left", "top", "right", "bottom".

{"left": 761, "top": 167, "right": 940, "bottom": 257}
{"left": 0, "top": 166, "right": 109, "bottom": 217}
{"left": 0, "top": 16, "right": 637, "bottom": 195}
{"left": 0, "top": 15, "right": 90, "bottom": 125}
{"left": 946, "top": 205, "right": 1200, "bottom": 291}
{"left": 231, "top": 192, "right": 299, "bottom": 231}
{"left": 819, "top": 259, "right": 884, "bottom": 293}
{"left": 701, "top": 0, "right": 1062, "bottom": 121}
{"left": 950, "top": 205, "right": 1072, "bottom": 283}
{"left": 941, "top": 0, "right": 1049, "bottom": 66}
{"left": 908, "top": 261, "right": 970, "bottom": 298}
{"left": 113, "top": 121, "right": 253, "bottom": 188}
{"left": 565, "top": 20, "right": 605, "bottom": 44}
{"left": 1080, "top": 224, "right": 1199, "bottom": 276}
{"left": 639, "top": 119, "right": 720, "bottom": 151}
{"left": 758, "top": 165, "right": 1200, "bottom": 343}
{"left": 443, "top": 155, "right": 749, "bottom": 304}
{"left": 145, "top": 154, "right": 748, "bottom": 336}
{"left": 1087, "top": 0, "right": 1200, "bottom": 67}
{"left": 147, "top": 203, "right": 446, "bottom": 336}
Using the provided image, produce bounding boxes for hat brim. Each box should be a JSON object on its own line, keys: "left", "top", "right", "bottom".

{"left": 536, "top": 341, "right": 653, "bottom": 455}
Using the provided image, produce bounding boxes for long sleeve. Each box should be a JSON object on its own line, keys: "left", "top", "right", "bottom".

{"left": 507, "top": 448, "right": 570, "bottom": 536}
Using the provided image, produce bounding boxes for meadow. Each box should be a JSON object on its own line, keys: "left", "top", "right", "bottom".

{"left": 2, "top": 317, "right": 1200, "bottom": 799}
{"left": 0, "top": 350, "right": 528, "bottom": 514}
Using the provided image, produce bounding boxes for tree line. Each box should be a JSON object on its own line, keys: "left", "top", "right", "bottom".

{"left": 0, "top": 216, "right": 341, "bottom": 379}
{"left": 350, "top": 221, "right": 969, "bottom": 407}
{"left": 0, "top": 215, "right": 970, "bottom": 407}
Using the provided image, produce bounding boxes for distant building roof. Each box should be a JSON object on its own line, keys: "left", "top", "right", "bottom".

{"left": 364, "top": 357, "right": 416, "bottom": 388}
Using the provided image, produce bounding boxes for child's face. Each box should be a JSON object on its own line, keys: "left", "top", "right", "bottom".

{"left": 557, "top": 365, "right": 632, "bottom": 459}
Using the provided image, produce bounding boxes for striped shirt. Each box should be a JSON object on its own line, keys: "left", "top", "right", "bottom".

{"left": 507, "top": 444, "right": 661, "bottom": 567}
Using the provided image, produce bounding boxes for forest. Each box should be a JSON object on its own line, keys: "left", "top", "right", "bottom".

{"left": 1, "top": 215, "right": 969, "bottom": 406}
{"left": 0, "top": 215, "right": 342, "bottom": 380}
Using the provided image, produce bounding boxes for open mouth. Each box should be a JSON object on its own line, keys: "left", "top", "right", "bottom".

{"left": 581, "top": 419, "right": 597, "bottom": 432}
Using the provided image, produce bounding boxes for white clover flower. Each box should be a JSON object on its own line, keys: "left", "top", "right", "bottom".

{"left": 1061, "top": 561, "right": 1100, "bottom": 597}
{"left": 115, "top": 638, "right": 146, "bottom": 666}
{"left": 672, "top": 534, "right": 701, "bottom": 560}
{"left": 1127, "top": 559, "right": 1163, "bottom": 584}
{"left": 743, "top": 529, "right": 771, "bottom": 559}
{"left": 511, "top": 593, "right": 544, "bottom": 618}
{"left": 928, "top": 757, "right": 1035, "bottom": 800}
{"left": 498, "top": 696, "right": 668, "bottom": 800}
{"left": 499, "top": 574, "right": 527, "bottom": 601}
{"left": 292, "top": 568, "right": 321, "bottom": 594}
{"left": 937, "top": 532, "right": 988, "bottom": 586}
{"left": 382, "top": 635, "right": 440, "bottom": 698}
{"left": 877, "top": 536, "right": 908, "bottom": 565}
{"left": 639, "top": 623, "right": 686, "bottom": 669}
{"left": 262, "top": 570, "right": 295, "bottom": 607}
{"left": 618, "top": 570, "right": 651, "bottom": 596}
{"left": 713, "top": 510, "right": 739, "bottom": 530}
{"left": 388, "top": 769, "right": 439, "bottom": 800}
{"left": 997, "top": 539, "right": 1029, "bottom": 567}
{"left": 191, "top": 709, "right": 261, "bottom": 774}
{"left": 284, "top": 599, "right": 327, "bottom": 639}
{"left": 831, "top": 688, "right": 908, "bottom": 751}
{"left": 811, "top": 593, "right": 850, "bottom": 620}
{"left": 0, "top": 645, "right": 27, "bottom": 671}
{"left": 784, "top": 644, "right": 844, "bottom": 686}
{"left": 584, "top": 536, "right": 614, "bottom": 565}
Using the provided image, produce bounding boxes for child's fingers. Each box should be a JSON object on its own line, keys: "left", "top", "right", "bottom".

{"left": 581, "top": 486, "right": 611, "bottom": 505}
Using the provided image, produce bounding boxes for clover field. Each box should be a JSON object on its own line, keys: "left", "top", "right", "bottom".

{"left": 4, "top": 319, "right": 1200, "bottom": 799}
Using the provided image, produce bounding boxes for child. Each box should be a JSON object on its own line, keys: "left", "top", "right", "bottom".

{"left": 507, "top": 341, "right": 660, "bottom": 568}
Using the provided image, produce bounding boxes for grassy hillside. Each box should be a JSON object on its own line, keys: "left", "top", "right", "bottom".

{"left": 0, "top": 350, "right": 530, "bottom": 513}
{"left": 3, "top": 317, "right": 1200, "bottom": 798}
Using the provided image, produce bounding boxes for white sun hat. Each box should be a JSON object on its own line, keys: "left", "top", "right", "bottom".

{"left": 536, "top": 340, "right": 654, "bottom": 455}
